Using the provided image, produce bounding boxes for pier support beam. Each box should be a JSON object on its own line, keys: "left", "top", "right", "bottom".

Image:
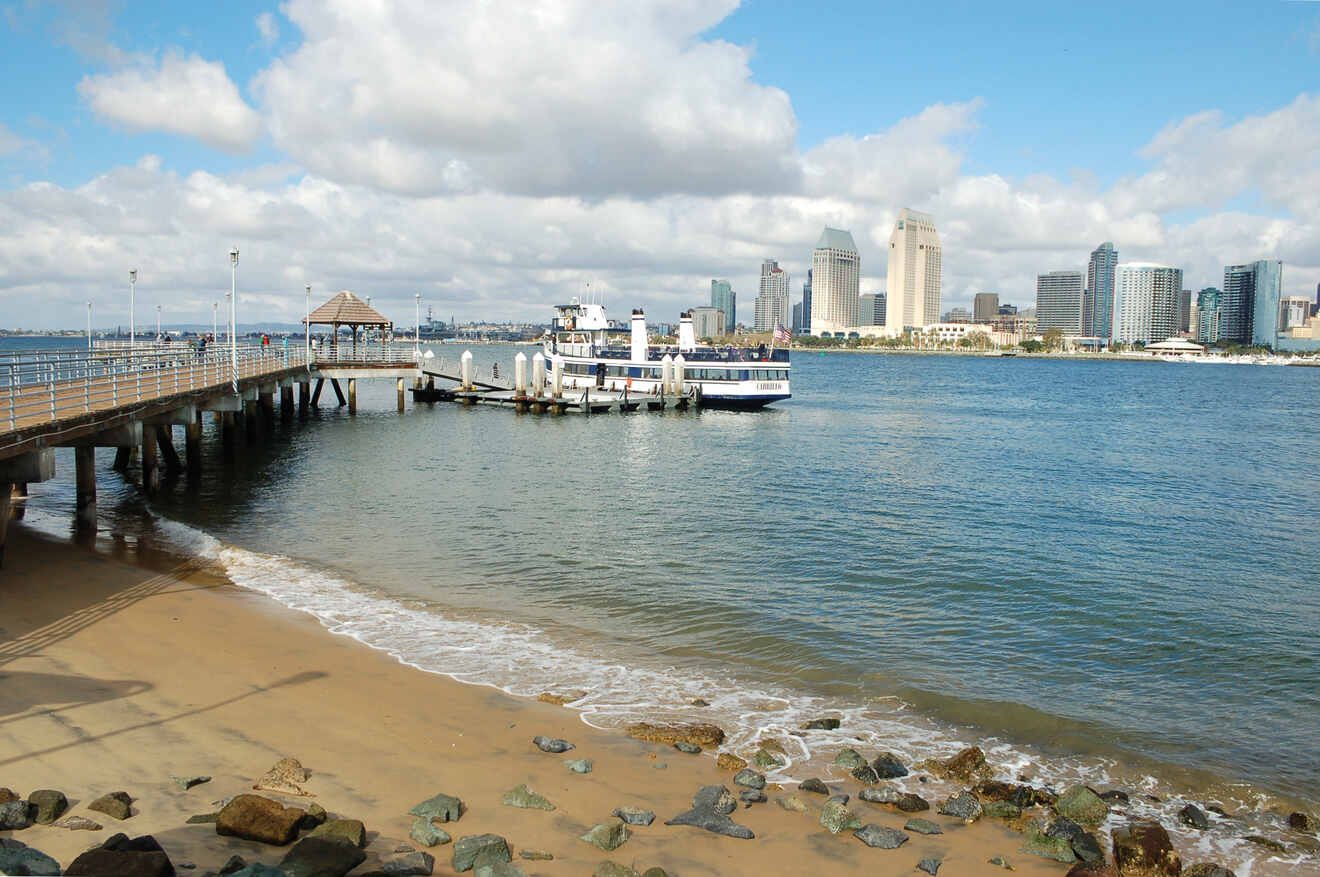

{"left": 280, "top": 384, "right": 294, "bottom": 419}
{"left": 185, "top": 416, "right": 202, "bottom": 479}
{"left": 330, "top": 378, "right": 347, "bottom": 407}
{"left": 220, "top": 412, "right": 237, "bottom": 461}
{"left": 299, "top": 381, "right": 311, "bottom": 412}
{"left": 312, "top": 378, "right": 325, "bottom": 407}
{"left": 141, "top": 426, "right": 160, "bottom": 494}
{"left": 0, "top": 481, "right": 10, "bottom": 567}
{"left": 75, "top": 445, "right": 96, "bottom": 528}
{"left": 397, "top": 378, "right": 405, "bottom": 412}
{"left": 348, "top": 379, "right": 357, "bottom": 414}
{"left": 244, "top": 399, "right": 261, "bottom": 444}
{"left": 112, "top": 446, "right": 132, "bottom": 471}
{"left": 157, "top": 425, "right": 181, "bottom": 476}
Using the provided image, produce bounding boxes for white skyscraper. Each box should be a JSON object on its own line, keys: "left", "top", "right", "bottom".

{"left": 1112, "top": 263, "right": 1183, "bottom": 345}
{"left": 884, "top": 209, "right": 942, "bottom": 331}
{"left": 810, "top": 228, "right": 859, "bottom": 335}
{"left": 754, "top": 260, "right": 791, "bottom": 332}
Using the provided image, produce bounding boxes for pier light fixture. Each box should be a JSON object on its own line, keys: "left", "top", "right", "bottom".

{"left": 305, "top": 283, "right": 312, "bottom": 370}
{"left": 156, "top": 304, "right": 161, "bottom": 341}
{"left": 128, "top": 269, "right": 137, "bottom": 350}
{"left": 229, "top": 247, "right": 239, "bottom": 393}
{"left": 213, "top": 302, "right": 218, "bottom": 341}
{"left": 415, "top": 292, "right": 421, "bottom": 355}
{"left": 87, "top": 301, "right": 92, "bottom": 350}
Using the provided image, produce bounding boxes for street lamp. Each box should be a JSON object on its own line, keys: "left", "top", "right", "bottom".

{"left": 128, "top": 269, "right": 137, "bottom": 349}
{"left": 156, "top": 304, "right": 161, "bottom": 341}
{"left": 213, "top": 302, "right": 218, "bottom": 342}
{"left": 305, "top": 283, "right": 311, "bottom": 370}
{"left": 414, "top": 292, "right": 421, "bottom": 356}
{"left": 229, "top": 247, "right": 239, "bottom": 393}
{"left": 87, "top": 301, "right": 92, "bottom": 350}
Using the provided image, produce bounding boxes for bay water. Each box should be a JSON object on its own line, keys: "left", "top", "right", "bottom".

{"left": 12, "top": 339, "right": 1320, "bottom": 871}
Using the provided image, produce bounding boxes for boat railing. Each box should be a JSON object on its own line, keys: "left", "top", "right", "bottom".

{"left": 587, "top": 345, "right": 790, "bottom": 364}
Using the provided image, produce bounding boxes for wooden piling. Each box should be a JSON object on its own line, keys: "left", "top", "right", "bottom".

{"left": 331, "top": 378, "right": 347, "bottom": 407}
{"left": 185, "top": 417, "right": 202, "bottom": 478}
{"left": 142, "top": 425, "right": 160, "bottom": 494}
{"left": 281, "top": 384, "right": 294, "bottom": 419}
{"left": 244, "top": 399, "right": 261, "bottom": 443}
{"left": 348, "top": 379, "right": 357, "bottom": 414}
{"left": 397, "top": 378, "right": 405, "bottom": 412}
{"left": 0, "top": 481, "right": 11, "bottom": 567}
{"left": 299, "top": 381, "right": 311, "bottom": 411}
{"left": 74, "top": 446, "right": 96, "bottom": 529}
{"left": 157, "top": 425, "right": 181, "bottom": 476}
{"left": 112, "top": 445, "right": 132, "bottom": 471}
{"left": 312, "top": 378, "right": 325, "bottom": 406}
{"left": 221, "top": 412, "right": 237, "bottom": 461}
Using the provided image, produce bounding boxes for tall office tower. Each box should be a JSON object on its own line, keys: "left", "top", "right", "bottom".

{"left": 1178, "top": 290, "right": 1192, "bottom": 333}
{"left": 810, "top": 228, "right": 860, "bottom": 334}
{"left": 690, "top": 307, "right": 725, "bottom": 340}
{"left": 973, "top": 292, "right": 999, "bottom": 324}
{"left": 874, "top": 292, "right": 886, "bottom": 325}
{"left": 710, "top": 279, "right": 736, "bottom": 336}
{"left": 791, "top": 301, "right": 803, "bottom": 333}
{"left": 946, "top": 306, "right": 972, "bottom": 323}
{"left": 1035, "top": 271, "right": 1086, "bottom": 335}
{"left": 999, "top": 304, "right": 1018, "bottom": 316}
{"left": 1315, "top": 281, "right": 1320, "bottom": 317}
{"left": 884, "top": 209, "right": 942, "bottom": 331}
{"left": 1196, "top": 288, "right": 1222, "bottom": 343}
{"left": 1085, "top": 242, "right": 1119, "bottom": 338}
{"left": 801, "top": 270, "right": 812, "bottom": 332}
{"left": 1222, "top": 260, "right": 1284, "bottom": 347}
{"left": 1280, "top": 296, "right": 1312, "bottom": 329}
{"left": 1112, "top": 263, "right": 1182, "bottom": 344}
{"left": 857, "top": 293, "right": 880, "bottom": 325}
{"left": 754, "top": 260, "right": 791, "bottom": 332}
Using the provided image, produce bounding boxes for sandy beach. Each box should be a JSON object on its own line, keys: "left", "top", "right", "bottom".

{"left": 0, "top": 524, "right": 1087, "bottom": 876}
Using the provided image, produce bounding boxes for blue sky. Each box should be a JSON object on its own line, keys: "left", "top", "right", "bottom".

{"left": 1, "top": 0, "right": 1318, "bottom": 327}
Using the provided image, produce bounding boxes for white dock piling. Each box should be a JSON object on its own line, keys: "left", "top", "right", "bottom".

{"left": 673, "top": 353, "right": 686, "bottom": 395}
{"left": 551, "top": 357, "right": 563, "bottom": 398}
{"left": 660, "top": 353, "right": 673, "bottom": 395}
{"left": 532, "top": 352, "right": 545, "bottom": 398}
{"left": 460, "top": 350, "right": 474, "bottom": 390}
{"left": 514, "top": 352, "right": 528, "bottom": 394}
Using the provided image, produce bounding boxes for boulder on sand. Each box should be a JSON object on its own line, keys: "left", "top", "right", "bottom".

{"left": 255, "top": 756, "right": 311, "bottom": 796}
{"left": 666, "top": 785, "right": 754, "bottom": 839}
{"left": 0, "top": 800, "right": 34, "bottom": 830}
{"left": 409, "top": 792, "right": 463, "bottom": 823}
{"left": 0, "top": 837, "right": 62, "bottom": 876}
{"left": 938, "top": 791, "right": 983, "bottom": 823}
{"left": 452, "top": 834, "right": 511, "bottom": 873}
{"left": 216, "top": 794, "right": 306, "bottom": 845}
{"left": 941, "top": 746, "right": 987, "bottom": 780}
{"left": 625, "top": 722, "right": 725, "bottom": 747}
{"left": 716, "top": 752, "right": 747, "bottom": 772}
{"left": 27, "top": 790, "right": 68, "bottom": 825}
{"left": 580, "top": 820, "right": 631, "bottom": 852}
{"left": 1112, "top": 821, "right": 1181, "bottom": 877}
{"left": 501, "top": 784, "right": 555, "bottom": 811}
{"left": 87, "top": 791, "right": 134, "bottom": 821}
{"left": 532, "top": 735, "right": 574, "bottom": 753}
{"left": 854, "top": 824, "right": 908, "bottom": 848}
{"left": 1055, "top": 786, "right": 1109, "bottom": 827}
{"left": 65, "top": 833, "right": 174, "bottom": 877}
{"left": 306, "top": 818, "right": 367, "bottom": 848}
{"left": 872, "top": 753, "right": 909, "bottom": 779}
{"left": 278, "top": 837, "right": 367, "bottom": 877}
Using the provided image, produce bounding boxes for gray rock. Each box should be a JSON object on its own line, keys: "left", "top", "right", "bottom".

{"left": 854, "top": 824, "right": 908, "bottom": 848}
{"left": 518, "top": 849, "right": 554, "bottom": 860}
{"left": 474, "top": 857, "right": 525, "bottom": 877}
{"left": 306, "top": 818, "right": 367, "bottom": 848}
{"left": 580, "top": 821, "right": 630, "bottom": 851}
{"left": 26, "top": 790, "right": 67, "bottom": 825}
{"left": 1055, "top": 785, "right": 1108, "bottom": 827}
{"left": 694, "top": 785, "right": 737, "bottom": 815}
{"left": 229, "top": 866, "right": 286, "bottom": 877}
{"left": 852, "top": 765, "right": 881, "bottom": 784}
{"left": 799, "top": 778, "right": 830, "bottom": 795}
{"left": 171, "top": 775, "right": 211, "bottom": 790}
{"left": 984, "top": 801, "right": 1022, "bottom": 820}
{"left": 185, "top": 812, "right": 218, "bottom": 824}
{"left": 532, "top": 735, "right": 574, "bottom": 753}
{"left": 740, "top": 789, "right": 766, "bottom": 804}
{"left": 905, "top": 818, "right": 943, "bottom": 835}
{"left": 452, "top": 834, "right": 511, "bottom": 872}
{"left": 1072, "top": 831, "right": 1104, "bottom": 866}
{"left": 87, "top": 790, "right": 134, "bottom": 821}
{"left": 897, "top": 793, "right": 931, "bottom": 812}
{"left": 299, "top": 802, "right": 327, "bottom": 831}
{"left": 938, "top": 790, "right": 983, "bottom": 823}
{"left": 593, "top": 863, "right": 637, "bottom": 877}
{"left": 917, "top": 858, "right": 942, "bottom": 875}
{"left": 826, "top": 793, "right": 850, "bottom": 806}
{"left": 752, "top": 748, "right": 785, "bottom": 769}
{"left": 565, "top": 758, "right": 593, "bottom": 774}
{"left": 56, "top": 815, "right": 104, "bottom": 831}
{"left": 409, "top": 792, "right": 463, "bottom": 823}
{"left": 859, "top": 785, "right": 902, "bottom": 805}
{"left": 802, "top": 717, "right": 841, "bottom": 730}
{"left": 674, "top": 741, "right": 702, "bottom": 754}
{"left": 733, "top": 769, "right": 765, "bottom": 789}
{"left": 777, "top": 796, "right": 808, "bottom": 812}
{"left": 411, "top": 818, "right": 452, "bottom": 847}
{"left": 279, "top": 837, "right": 368, "bottom": 877}
{"left": 1019, "top": 829, "right": 1077, "bottom": 864}
{"left": 65, "top": 834, "right": 175, "bottom": 877}
{"left": 988, "top": 855, "right": 1013, "bottom": 869}
{"left": 1046, "top": 817, "right": 1085, "bottom": 841}
{"left": 1179, "top": 803, "right": 1210, "bottom": 830}
{"left": 0, "top": 837, "right": 62, "bottom": 876}
{"left": 820, "top": 799, "right": 862, "bottom": 834}
{"left": 834, "top": 748, "right": 868, "bottom": 769}
{"left": 872, "top": 753, "right": 910, "bottom": 779}
{"left": 612, "top": 806, "right": 656, "bottom": 825}
{"left": 382, "top": 851, "right": 436, "bottom": 875}
{"left": 501, "top": 784, "right": 555, "bottom": 811}
{"left": 0, "top": 799, "right": 35, "bottom": 830}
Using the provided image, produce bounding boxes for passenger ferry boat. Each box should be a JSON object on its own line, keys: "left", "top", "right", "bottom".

{"left": 543, "top": 300, "right": 790, "bottom": 409}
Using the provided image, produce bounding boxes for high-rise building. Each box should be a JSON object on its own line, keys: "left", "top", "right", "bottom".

{"left": 810, "top": 228, "right": 859, "bottom": 334}
{"left": 1036, "top": 271, "right": 1086, "bottom": 335}
{"left": 884, "top": 209, "right": 942, "bottom": 331}
{"left": 1280, "top": 296, "right": 1312, "bottom": 330}
{"left": 754, "top": 260, "right": 791, "bottom": 332}
{"left": 999, "top": 304, "right": 1018, "bottom": 316}
{"left": 690, "top": 307, "right": 725, "bottom": 340}
{"left": 946, "top": 306, "right": 972, "bottom": 323}
{"left": 1314, "top": 282, "right": 1320, "bottom": 317}
{"left": 1196, "top": 288, "right": 1222, "bottom": 344}
{"left": 1112, "top": 263, "right": 1182, "bottom": 345}
{"left": 1178, "top": 289, "right": 1192, "bottom": 334}
{"left": 801, "top": 270, "right": 812, "bottom": 332}
{"left": 791, "top": 301, "right": 803, "bottom": 334}
{"left": 973, "top": 293, "right": 999, "bottom": 324}
{"left": 1085, "top": 242, "right": 1118, "bottom": 339}
{"left": 1222, "top": 260, "right": 1284, "bottom": 347}
{"left": 857, "top": 293, "right": 882, "bottom": 325}
{"left": 710, "top": 280, "right": 735, "bottom": 336}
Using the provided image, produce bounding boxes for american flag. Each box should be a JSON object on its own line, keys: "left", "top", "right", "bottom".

{"left": 772, "top": 323, "right": 791, "bottom": 344}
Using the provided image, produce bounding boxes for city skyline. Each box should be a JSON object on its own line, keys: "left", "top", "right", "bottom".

{"left": 1, "top": 2, "right": 1319, "bottom": 329}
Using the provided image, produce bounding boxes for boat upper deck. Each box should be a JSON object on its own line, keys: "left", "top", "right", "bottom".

{"left": 548, "top": 341, "right": 790, "bottom": 364}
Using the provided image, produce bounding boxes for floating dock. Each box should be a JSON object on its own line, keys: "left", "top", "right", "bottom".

{"left": 412, "top": 368, "right": 698, "bottom": 414}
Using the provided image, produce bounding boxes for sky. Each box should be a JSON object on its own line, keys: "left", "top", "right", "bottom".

{"left": 1, "top": 0, "right": 1318, "bottom": 329}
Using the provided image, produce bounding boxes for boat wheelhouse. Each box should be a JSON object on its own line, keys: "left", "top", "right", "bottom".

{"left": 543, "top": 300, "right": 790, "bottom": 409}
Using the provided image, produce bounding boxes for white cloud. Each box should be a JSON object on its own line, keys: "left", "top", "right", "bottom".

{"left": 252, "top": 0, "right": 799, "bottom": 197}
{"left": 256, "top": 11, "right": 280, "bottom": 46}
{"left": 77, "top": 52, "right": 262, "bottom": 153}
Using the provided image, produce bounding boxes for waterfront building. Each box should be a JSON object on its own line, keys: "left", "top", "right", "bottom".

{"left": 1085, "top": 242, "right": 1119, "bottom": 339}
{"left": 811, "top": 228, "right": 860, "bottom": 335}
{"left": 1196, "top": 288, "right": 1222, "bottom": 344}
{"left": 857, "top": 293, "right": 887, "bottom": 325}
{"left": 946, "top": 306, "right": 972, "bottom": 323}
{"left": 999, "top": 304, "right": 1018, "bottom": 316}
{"left": 973, "top": 293, "right": 999, "bottom": 324}
{"left": 1112, "top": 263, "right": 1182, "bottom": 345}
{"left": 710, "top": 280, "right": 736, "bottom": 335}
{"left": 800, "top": 270, "right": 812, "bottom": 333}
{"left": 690, "top": 306, "right": 725, "bottom": 340}
{"left": 1036, "top": 270, "right": 1086, "bottom": 335}
{"left": 1178, "top": 289, "right": 1192, "bottom": 334}
{"left": 993, "top": 313, "right": 1037, "bottom": 335}
{"left": 791, "top": 301, "right": 803, "bottom": 334}
{"left": 1281, "top": 295, "right": 1312, "bottom": 330}
{"left": 754, "top": 260, "right": 791, "bottom": 332}
{"left": 1222, "top": 260, "right": 1283, "bottom": 347}
{"left": 884, "top": 209, "right": 942, "bottom": 331}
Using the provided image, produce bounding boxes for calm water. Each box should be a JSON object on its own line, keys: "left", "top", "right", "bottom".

{"left": 16, "top": 341, "right": 1320, "bottom": 869}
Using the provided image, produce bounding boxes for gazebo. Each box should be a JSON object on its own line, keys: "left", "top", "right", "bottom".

{"left": 304, "top": 291, "right": 392, "bottom": 357}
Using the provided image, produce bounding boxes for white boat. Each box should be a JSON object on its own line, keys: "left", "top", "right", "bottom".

{"left": 543, "top": 300, "right": 790, "bottom": 409}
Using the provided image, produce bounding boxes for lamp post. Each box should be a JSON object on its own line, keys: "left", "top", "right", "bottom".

{"left": 156, "top": 304, "right": 161, "bottom": 342}
{"left": 229, "top": 247, "right": 239, "bottom": 393}
{"left": 129, "top": 269, "right": 137, "bottom": 350}
{"left": 305, "top": 283, "right": 311, "bottom": 370}
{"left": 87, "top": 301, "right": 92, "bottom": 350}
{"left": 415, "top": 292, "right": 421, "bottom": 354}
{"left": 212, "top": 302, "right": 218, "bottom": 341}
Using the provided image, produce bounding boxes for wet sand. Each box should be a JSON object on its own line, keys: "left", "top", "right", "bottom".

{"left": 0, "top": 525, "right": 1075, "bottom": 876}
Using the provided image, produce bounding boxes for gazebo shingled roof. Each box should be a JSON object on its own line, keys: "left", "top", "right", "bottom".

{"left": 305, "top": 291, "right": 390, "bottom": 327}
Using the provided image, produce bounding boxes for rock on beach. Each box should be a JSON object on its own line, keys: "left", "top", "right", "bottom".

{"left": 65, "top": 833, "right": 174, "bottom": 877}
{"left": 854, "top": 824, "right": 908, "bottom": 848}
{"left": 0, "top": 837, "right": 62, "bottom": 876}
{"left": 625, "top": 721, "right": 725, "bottom": 747}
{"left": 581, "top": 820, "right": 631, "bottom": 852}
{"left": 279, "top": 836, "right": 367, "bottom": 877}
{"left": 532, "top": 735, "right": 575, "bottom": 753}
{"left": 26, "top": 790, "right": 67, "bottom": 825}
{"left": 215, "top": 794, "right": 306, "bottom": 845}
{"left": 452, "top": 834, "right": 511, "bottom": 872}
{"left": 87, "top": 790, "right": 134, "bottom": 821}
{"left": 1112, "top": 820, "right": 1182, "bottom": 877}
{"left": 1055, "top": 786, "right": 1109, "bottom": 827}
{"left": 409, "top": 792, "right": 463, "bottom": 823}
